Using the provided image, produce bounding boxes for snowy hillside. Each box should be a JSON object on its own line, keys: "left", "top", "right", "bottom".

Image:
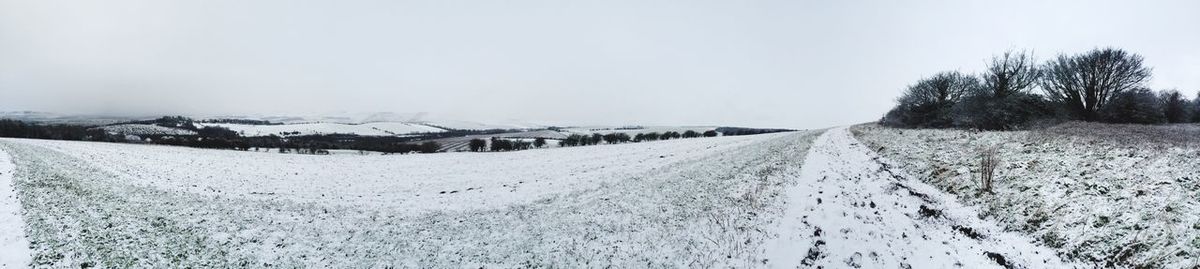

{"left": 559, "top": 126, "right": 718, "bottom": 135}
{"left": 852, "top": 123, "right": 1200, "bottom": 268}
{"left": 96, "top": 124, "right": 198, "bottom": 136}
{"left": 194, "top": 122, "right": 445, "bottom": 137}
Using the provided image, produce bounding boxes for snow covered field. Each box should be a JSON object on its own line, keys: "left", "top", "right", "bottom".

{"left": 852, "top": 123, "right": 1200, "bottom": 268}
{"left": 0, "top": 131, "right": 821, "bottom": 267}
{"left": 194, "top": 122, "right": 445, "bottom": 137}
{"left": 560, "top": 126, "right": 718, "bottom": 136}
{"left": 96, "top": 124, "right": 198, "bottom": 136}
{"left": 0, "top": 124, "right": 1114, "bottom": 268}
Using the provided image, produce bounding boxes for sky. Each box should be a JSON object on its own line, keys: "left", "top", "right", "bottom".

{"left": 1, "top": 0, "right": 1197, "bottom": 129}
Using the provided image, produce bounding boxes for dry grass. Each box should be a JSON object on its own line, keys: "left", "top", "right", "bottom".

{"left": 1034, "top": 121, "right": 1200, "bottom": 148}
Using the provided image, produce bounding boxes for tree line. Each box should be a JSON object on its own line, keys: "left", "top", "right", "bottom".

{"left": 883, "top": 48, "right": 1200, "bottom": 130}
{"left": 465, "top": 130, "right": 721, "bottom": 152}
{"left": 0, "top": 117, "right": 444, "bottom": 155}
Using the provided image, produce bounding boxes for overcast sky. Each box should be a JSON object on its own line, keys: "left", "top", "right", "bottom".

{"left": 1, "top": 0, "right": 1197, "bottom": 128}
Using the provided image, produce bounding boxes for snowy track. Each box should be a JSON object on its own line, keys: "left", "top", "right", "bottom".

{"left": 0, "top": 149, "right": 31, "bottom": 268}
{"left": 766, "top": 127, "right": 1075, "bottom": 268}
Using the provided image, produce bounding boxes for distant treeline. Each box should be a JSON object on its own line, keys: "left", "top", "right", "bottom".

{"left": 716, "top": 127, "right": 794, "bottom": 136}
{"left": 0, "top": 117, "right": 444, "bottom": 155}
{"left": 883, "top": 48, "right": 1200, "bottom": 130}
{"left": 197, "top": 118, "right": 281, "bottom": 125}
{"left": 0, "top": 120, "right": 118, "bottom": 142}
{"left": 3, "top": 116, "right": 794, "bottom": 155}
{"left": 466, "top": 130, "right": 728, "bottom": 152}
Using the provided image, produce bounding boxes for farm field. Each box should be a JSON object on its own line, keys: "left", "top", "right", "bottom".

{"left": 194, "top": 122, "right": 446, "bottom": 137}
{"left": 852, "top": 123, "right": 1200, "bottom": 268}
{"left": 0, "top": 131, "right": 813, "bottom": 267}
{"left": 0, "top": 127, "right": 1087, "bottom": 268}
{"left": 559, "top": 126, "right": 718, "bottom": 136}
{"left": 95, "top": 124, "right": 198, "bottom": 136}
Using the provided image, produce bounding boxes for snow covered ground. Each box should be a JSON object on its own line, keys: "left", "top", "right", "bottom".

{"left": 0, "top": 131, "right": 821, "bottom": 267}
{"left": 0, "top": 150, "right": 31, "bottom": 269}
{"left": 0, "top": 125, "right": 1102, "bottom": 267}
{"left": 560, "top": 126, "right": 718, "bottom": 136}
{"left": 194, "top": 122, "right": 445, "bottom": 137}
{"left": 766, "top": 127, "right": 1074, "bottom": 268}
{"left": 853, "top": 123, "right": 1200, "bottom": 268}
{"left": 96, "top": 124, "right": 198, "bottom": 136}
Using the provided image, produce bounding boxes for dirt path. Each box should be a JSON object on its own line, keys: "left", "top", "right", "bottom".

{"left": 764, "top": 127, "right": 1076, "bottom": 268}
{"left": 0, "top": 148, "right": 31, "bottom": 268}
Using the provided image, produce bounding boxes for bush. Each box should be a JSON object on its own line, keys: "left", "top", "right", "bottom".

{"left": 418, "top": 141, "right": 441, "bottom": 153}
{"left": 1100, "top": 88, "right": 1165, "bottom": 124}
{"left": 702, "top": 130, "right": 718, "bottom": 137}
{"left": 882, "top": 71, "right": 979, "bottom": 128}
{"left": 1159, "top": 90, "right": 1191, "bottom": 123}
{"left": 952, "top": 91, "right": 1053, "bottom": 130}
{"left": 469, "top": 139, "right": 487, "bottom": 152}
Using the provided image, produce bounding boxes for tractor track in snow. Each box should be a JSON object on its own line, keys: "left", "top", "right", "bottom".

{"left": 765, "top": 127, "right": 1077, "bottom": 269}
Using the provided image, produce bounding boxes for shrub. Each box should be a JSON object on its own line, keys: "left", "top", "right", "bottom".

{"left": 1159, "top": 90, "right": 1191, "bottom": 123}
{"left": 978, "top": 146, "right": 999, "bottom": 194}
{"left": 468, "top": 139, "right": 487, "bottom": 152}
{"left": 953, "top": 91, "right": 1053, "bottom": 130}
{"left": 418, "top": 141, "right": 441, "bottom": 153}
{"left": 1100, "top": 88, "right": 1165, "bottom": 124}
{"left": 882, "top": 71, "right": 979, "bottom": 128}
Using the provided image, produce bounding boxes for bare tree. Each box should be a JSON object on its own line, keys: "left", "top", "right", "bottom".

{"left": 981, "top": 50, "right": 1040, "bottom": 97}
{"left": 1041, "top": 48, "right": 1152, "bottom": 121}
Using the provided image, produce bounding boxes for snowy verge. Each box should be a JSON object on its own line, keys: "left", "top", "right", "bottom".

{"left": 853, "top": 123, "right": 1200, "bottom": 268}
{"left": 0, "top": 149, "right": 31, "bottom": 268}
{"left": 765, "top": 127, "right": 1076, "bottom": 268}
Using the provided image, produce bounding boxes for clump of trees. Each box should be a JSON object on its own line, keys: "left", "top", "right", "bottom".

{"left": 488, "top": 137, "right": 531, "bottom": 151}
{"left": 468, "top": 139, "right": 487, "bottom": 152}
{"left": 883, "top": 48, "right": 1198, "bottom": 130}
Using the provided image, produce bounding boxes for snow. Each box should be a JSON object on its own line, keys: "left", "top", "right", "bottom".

{"left": 195, "top": 122, "right": 445, "bottom": 137}
{"left": 12, "top": 133, "right": 783, "bottom": 214}
{"left": 97, "top": 124, "right": 198, "bottom": 136}
{"left": 0, "top": 149, "right": 31, "bottom": 269}
{"left": 419, "top": 120, "right": 541, "bottom": 130}
{"left": 766, "top": 127, "right": 1075, "bottom": 268}
{"left": 0, "top": 131, "right": 823, "bottom": 267}
{"left": 852, "top": 123, "right": 1200, "bottom": 268}
{"left": 560, "top": 126, "right": 718, "bottom": 136}
{"left": 0, "top": 125, "right": 1101, "bottom": 267}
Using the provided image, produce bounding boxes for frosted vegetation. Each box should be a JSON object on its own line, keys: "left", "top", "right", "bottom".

{"left": 852, "top": 123, "right": 1200, "bottom": 268}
